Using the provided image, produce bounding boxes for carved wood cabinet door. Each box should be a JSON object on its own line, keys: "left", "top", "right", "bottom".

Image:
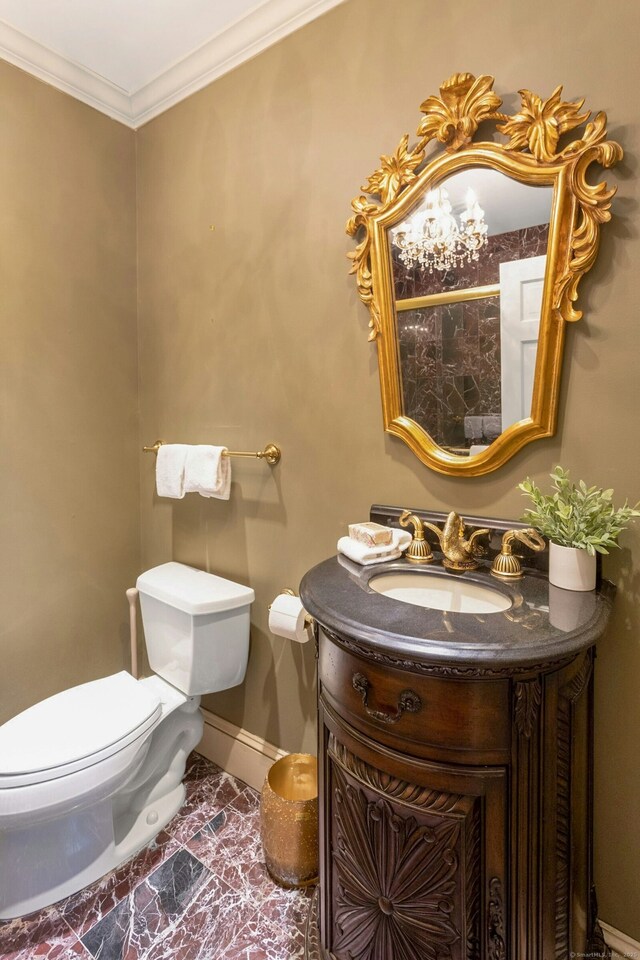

{"left": 319, "top": 717, "right": 508, "bottom": 960}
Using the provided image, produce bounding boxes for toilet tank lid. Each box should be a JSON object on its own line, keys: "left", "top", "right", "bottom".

{"left": 136, "top": 562, "right": 255, "bottom": 615}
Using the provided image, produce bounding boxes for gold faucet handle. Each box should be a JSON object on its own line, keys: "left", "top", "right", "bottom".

{"left": 399, "top": 511, "right": 434, "bottom": 564}
{"left": 512, "top": 528, "right": 546, "bottom": 552}
{"left": 399, "top": 510, "right": 423, "bottom": 535}
{"left": 491, "top": 527, "right": 546, "bottom": 580}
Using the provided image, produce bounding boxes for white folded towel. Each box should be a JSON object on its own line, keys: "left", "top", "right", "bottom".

{"left": 482, "top": 415, "right": 502, "bottom": 439}
{"left": 464, "top": 415, "right": 483, "bottom": 440}
{"left": 156, "top": 444, "right": 190, "bottom": 499}
{"left": 337, "top": 529, "right": 412, "bottom": 566}
{"left": 184, "top": 445, "right": 231, "bottom": 500}
{"left": 339, "top": 544, "right": 403, "bottom": 566}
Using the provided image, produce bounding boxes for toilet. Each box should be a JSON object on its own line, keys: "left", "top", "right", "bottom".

{"left": 0, "top": 561, "right": 254, "bottom": 920}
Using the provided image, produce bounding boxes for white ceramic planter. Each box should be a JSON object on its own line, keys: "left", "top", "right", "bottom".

{"left": 548, "top": 541, "right": 597, "bottom": 592}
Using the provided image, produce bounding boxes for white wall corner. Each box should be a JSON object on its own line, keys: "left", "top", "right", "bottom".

{"left": 197, "top": 707, "right": 289, "bottom": 791}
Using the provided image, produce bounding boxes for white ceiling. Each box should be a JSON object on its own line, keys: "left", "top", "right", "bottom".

{"left": 0, "top": 0, "right": 346, "bottom": 127}
{"left": 405, "top": 169, "right": 553, "bottom": 236}
{"left": 0, "top": 0, "right": 264, "bottom": 93}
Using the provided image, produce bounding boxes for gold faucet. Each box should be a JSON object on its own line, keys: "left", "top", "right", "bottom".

{"left": 399, "top": 511, "right": 434, "bottom": 564}
{"left": 422, "top": 511, "right": 490, "bottom": 571}
{"left": 490, "top": 528, "right": 546, "bottom": 580}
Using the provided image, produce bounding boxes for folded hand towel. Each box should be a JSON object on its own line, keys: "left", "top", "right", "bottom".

{"left": 337, "top": 529, "right": 412, "bottom": 566}
{"left": 156, "top": 444, "right": 190, "bottom": 499}
{"left": 184, "top": 445, "right": 231, "bottom": 500}
{"left": 482, "top": 415, "right": 502, "bottom": 440}
{"left": 464, "top": 415, "right": 484, "bottom": 440}
{"left": 338, "top": 542, "right": 403, "bottom": 566}
{"left": 388, "top": 529, "right": 412, "bottom": 551}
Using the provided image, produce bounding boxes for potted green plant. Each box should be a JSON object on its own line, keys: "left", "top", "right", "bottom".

{"left": 518, "top": 466, "right": 640, "bottom": 591}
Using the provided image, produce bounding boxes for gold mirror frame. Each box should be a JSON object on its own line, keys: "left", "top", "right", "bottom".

{"left": 347, "top": 73, "right": 622, "bottom": 476}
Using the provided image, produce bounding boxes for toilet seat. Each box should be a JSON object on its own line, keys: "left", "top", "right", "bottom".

{"left": 0, "top": 672, "right": 162, "bottom": 789}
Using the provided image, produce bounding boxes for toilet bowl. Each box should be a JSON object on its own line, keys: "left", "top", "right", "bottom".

{"left": 0, "top": 562, "right": 254, "bottom": 919}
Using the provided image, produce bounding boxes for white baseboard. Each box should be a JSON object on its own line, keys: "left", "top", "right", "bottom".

{"left": 602, "top": 921, "right": 640, "bottom": 958}
{"left": 197, "top": 707, "right": 288, "bottom": 791}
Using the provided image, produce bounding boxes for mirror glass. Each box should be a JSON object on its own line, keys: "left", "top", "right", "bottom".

{"left": 388, "top": 168, "right": 553, "bottom": 455}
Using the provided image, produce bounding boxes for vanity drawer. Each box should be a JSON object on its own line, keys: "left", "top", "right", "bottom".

{"left": 319, "top": 630, "right": 511, "bottom": 762}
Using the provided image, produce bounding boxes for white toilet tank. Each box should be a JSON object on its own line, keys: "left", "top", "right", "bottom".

{"left": 136, "top": 562, "right": 255, "bottom": 696}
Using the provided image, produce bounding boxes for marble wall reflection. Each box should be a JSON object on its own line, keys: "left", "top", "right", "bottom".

{"left": 395, "top": 225, "right": 549, "bottom": 450}
{"left": 392, "top": 224, "right": 549, "bottom": 299}
{"left": 399, "top": 296, "right": 501, "bottom": 447}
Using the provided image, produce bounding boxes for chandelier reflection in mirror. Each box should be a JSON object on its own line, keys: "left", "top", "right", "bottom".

{"left": 392, "top": 186, "right": 488, "bottom": 273}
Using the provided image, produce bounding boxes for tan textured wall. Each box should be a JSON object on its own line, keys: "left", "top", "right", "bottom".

{"left": 0, "top": 62, "right": 140, "bottom": 722}
{"left": 135, "top": 0, "right": 640, "bottom": 936}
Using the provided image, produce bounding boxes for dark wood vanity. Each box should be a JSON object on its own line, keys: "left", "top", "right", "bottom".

{"left": 301, "top": 510, "right": 613, "bottom": 960}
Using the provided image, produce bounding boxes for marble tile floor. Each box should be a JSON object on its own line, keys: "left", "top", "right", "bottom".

{"left": 0, "top": 753, "right": 314, "bottom": 960}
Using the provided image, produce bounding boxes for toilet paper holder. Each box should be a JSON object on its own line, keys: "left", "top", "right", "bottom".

{"left": 269, "top": 588, "right": 315, "bottom": 642}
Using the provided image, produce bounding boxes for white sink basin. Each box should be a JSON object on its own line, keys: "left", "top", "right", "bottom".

{"left": 369, "top": 570, "right": 511, "bottom": 614}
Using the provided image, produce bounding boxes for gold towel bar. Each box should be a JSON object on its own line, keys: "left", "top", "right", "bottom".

{"left": 142, "top": 440, "right": 281, "bottom": 465}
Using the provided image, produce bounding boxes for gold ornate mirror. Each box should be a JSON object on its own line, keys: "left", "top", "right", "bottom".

{"left": 347, "top": 74, "right": 622, "bottom": 476}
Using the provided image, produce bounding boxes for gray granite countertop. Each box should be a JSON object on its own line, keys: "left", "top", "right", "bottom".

{"left": 300, "top": 555, "right": 614, "bottom": 669}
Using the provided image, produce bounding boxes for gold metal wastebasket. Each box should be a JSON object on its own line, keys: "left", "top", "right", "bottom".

{"left": 260, "top": 753, "right": 318, "bottom": 888}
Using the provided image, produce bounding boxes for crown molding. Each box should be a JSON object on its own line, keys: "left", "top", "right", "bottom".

{"left": 131, "top": 0, "right": 346, "bottom": 127}
{"left": 0, "top": 0, "right": 347, "bottom": 129}
{"left": 0, "top": 19, "right": 133, "bottom": 125}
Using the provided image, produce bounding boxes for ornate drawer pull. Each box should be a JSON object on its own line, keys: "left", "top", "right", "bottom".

{"left": 352, "top": 672, "right": 422, "bottom": 724}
